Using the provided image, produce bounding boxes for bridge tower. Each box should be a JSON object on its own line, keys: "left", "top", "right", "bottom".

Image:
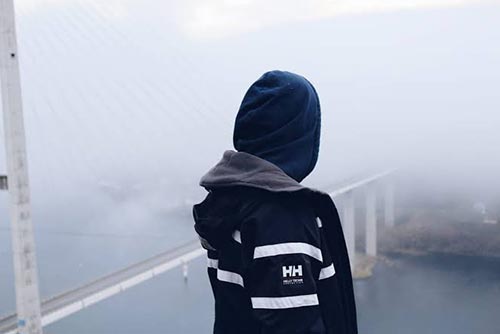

{"left": 0, "top": 1, "right": 43, "bottom": 333}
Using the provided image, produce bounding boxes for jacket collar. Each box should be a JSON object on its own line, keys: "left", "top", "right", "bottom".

{"left": 200, "top": 150, "right": 307, "bottom": 193}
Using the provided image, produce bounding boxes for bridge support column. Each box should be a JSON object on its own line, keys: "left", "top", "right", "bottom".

{"left": 342, "top": 191, "right": 355, "bottom": 266}
{"left": 384, "top": 181, "right": 395, "bottom": 227}
{"left": 365, "top": 185, "right": 377, "bottom": 256}
{"left": 0, "top": 1, "right": 43, "bottom": 333}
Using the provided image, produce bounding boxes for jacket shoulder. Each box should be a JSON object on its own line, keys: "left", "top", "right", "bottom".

{"left": 240, "top": 191, "right": 320, "bottom": 246}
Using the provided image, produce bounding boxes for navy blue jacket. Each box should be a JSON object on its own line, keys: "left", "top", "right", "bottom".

{"left": 193, "top": 151, "right": 357, "bottom": 334}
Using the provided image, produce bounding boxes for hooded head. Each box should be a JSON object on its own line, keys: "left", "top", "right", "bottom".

{"left": 233, "top": 70, "right": 321, "bottom": 182}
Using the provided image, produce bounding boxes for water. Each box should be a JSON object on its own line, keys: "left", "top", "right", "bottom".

{"left": 356, "top": 254, "right": 500, "bottom": 334}
{"left": 36, "top": 252, "right": 500, "bottom": 334}
{"left": 0, "top": 204, "right": 197, "bottom": 316}
{"left": 2, "top": 215, "right": 500, "bottom": 333}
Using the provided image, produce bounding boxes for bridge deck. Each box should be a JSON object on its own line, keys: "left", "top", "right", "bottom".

{"left": 0, "top": 169, "right": 394, "bottom": 334}
{"left": 0, "top": 241, "right": 203, "bottom": 334}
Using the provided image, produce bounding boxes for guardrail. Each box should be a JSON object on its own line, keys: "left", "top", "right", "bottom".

{"left": 0, "top": 169, "right": 395, "bottom": 334}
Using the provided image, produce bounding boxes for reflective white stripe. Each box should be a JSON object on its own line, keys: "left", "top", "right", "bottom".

{"left": 208, "top": 257, "right": 244, "bottom": 287}
{"left": 232, "top": 230, "right": 241, "bottom": 243}
{"left": 319, "top": 263, "right": 335, "bottom": 280}
{"left": 207, "top": 258, "right": 219, "bottom": 269}
{"left": 251, "top": 294, "right": 319, "bottom": 309}
{"left": 254, "top": 242, "right": 323, "bottom": 262}
{"left": 316, "top": 217, "right": 322, "bottom": 228}
{"left": 217, "top": 269, "right": 244, "bottom": 287}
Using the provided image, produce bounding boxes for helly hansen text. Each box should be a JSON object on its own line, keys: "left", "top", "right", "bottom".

{"left": 282, "top": 265, "right": 304, "bottom": 285}
{"left": 282, "top": 265, "right": 303, "bottom": 277}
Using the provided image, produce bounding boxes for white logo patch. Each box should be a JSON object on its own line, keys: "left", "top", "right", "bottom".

{"left": 282, "top": 265, "right": 304, "bottom": 285}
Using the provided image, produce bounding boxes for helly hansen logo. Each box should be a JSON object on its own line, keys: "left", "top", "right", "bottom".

{"left": 282, "top": 265, "right": 304, "bottom": 285}
{"left": 282, "top": 265, "right": 303, "bottom": 278}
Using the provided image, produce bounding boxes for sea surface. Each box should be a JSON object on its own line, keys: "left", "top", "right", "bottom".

{"left": 1, "top": 211, "right": 500, "bottom": 333}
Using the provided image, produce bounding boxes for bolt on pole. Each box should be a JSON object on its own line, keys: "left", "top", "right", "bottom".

{"left": 0, "top": 1, "right": 43, "bottom": 333}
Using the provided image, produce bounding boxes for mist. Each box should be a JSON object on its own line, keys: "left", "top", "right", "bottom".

{"left": 0, "top": 0, "right": 499, "bottom": 332}
{"left": 0, "top": 1, "right": 497, "bottom": 207}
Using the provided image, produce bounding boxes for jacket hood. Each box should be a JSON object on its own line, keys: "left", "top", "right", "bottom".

{"left": 194, "top": 150, "right": 326, "bottom": 250}
{"left": 233, "top": 70, "right": 321, "bottom": 182}
{"left": 194, "top": 150, "right": 306, "bottom": 250}
{"left": 200, "top": 150, "right": 307, "bottom": 193}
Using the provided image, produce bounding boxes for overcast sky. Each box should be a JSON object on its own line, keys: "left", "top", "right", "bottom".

{"left": 0, "top": 0, "right": 499, "bottom": 209}
{"left": 16, "top": 0, "right": 494, "bottom": 38}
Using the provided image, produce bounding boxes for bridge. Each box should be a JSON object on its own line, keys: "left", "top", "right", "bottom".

{"left": 0, "top": 169, "right": 395, "bottom": 334}
{"left": 0, "top": 0, "right": 396, "bottom": 333}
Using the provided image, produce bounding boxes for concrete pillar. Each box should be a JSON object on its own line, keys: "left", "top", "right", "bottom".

{"left": 384, "top": 181, "right": 395, "bottom": 227}
{"left": 0, "top": 1, "right": 43, "bottom": 333}
{"left": 365, "top": 185, "right": 377, "bottom": 256}
{"left": 342, "top": 191, "right": 355, "bottom": 265}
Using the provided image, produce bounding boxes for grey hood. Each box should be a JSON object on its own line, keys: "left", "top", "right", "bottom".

{"left": 200, "top": 150, "right": 308, "bottom": 193}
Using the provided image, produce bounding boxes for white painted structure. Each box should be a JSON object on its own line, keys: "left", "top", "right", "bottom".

{"left": 0, "top": 170, "right": 396, "bottom": 334}
{"left": 0, "top": 242, "right": 204, "bottom": 334}
{"left": 365, "top": 186, "right": 377, "bottom": 256}
{"left": 330, "top": 169, "right": 396, "bottom": 264}
{"left": 0, "top": 1, "right": 43, "bottom": 334}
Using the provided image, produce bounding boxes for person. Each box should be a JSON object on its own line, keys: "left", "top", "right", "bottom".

{"left": 193, "top": 70, "right": 357, "bottom": 334}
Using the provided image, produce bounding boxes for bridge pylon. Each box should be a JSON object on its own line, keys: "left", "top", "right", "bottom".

{"left": 0, "top": 1, "right": 43, "bottom": 333}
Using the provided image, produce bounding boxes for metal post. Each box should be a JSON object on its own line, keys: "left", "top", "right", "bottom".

{"left": 182, "top": 260, "right": 188, "bottom": 282}
{"left": 342, "top": 191, "right": 355, "bottom": 265}
{"left": 365, "top": 185, "right": 377, "bottom": 256}
{"left": 384, "top": 180, "right": 395, "bottom": 227}
{"left": 0, "top": 1, "right": 43, "bottom": 334}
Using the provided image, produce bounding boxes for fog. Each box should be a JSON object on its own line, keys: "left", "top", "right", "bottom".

{"left": 0, "top": 0, "right": 499, "bottom": 331}
{"left": 1, "top": 1, "right": 498, "bottom": 207}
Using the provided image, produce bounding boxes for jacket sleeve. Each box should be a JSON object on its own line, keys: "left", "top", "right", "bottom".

{"left": 240, "top": 200, "right": 326, "bottom": 334}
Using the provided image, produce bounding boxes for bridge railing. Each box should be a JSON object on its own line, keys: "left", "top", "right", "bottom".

{"left": 0, "top": 169, "right": 396, "bottom": 334}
